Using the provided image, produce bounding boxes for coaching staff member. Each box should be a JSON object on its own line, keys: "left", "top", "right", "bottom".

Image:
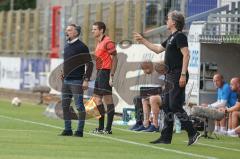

{"left": 134, "top": 11, "right": 200, "bottom": 145}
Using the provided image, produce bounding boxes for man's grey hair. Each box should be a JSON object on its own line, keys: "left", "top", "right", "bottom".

{"left": 168, "top": 10, "right": 185, "bottom": 31}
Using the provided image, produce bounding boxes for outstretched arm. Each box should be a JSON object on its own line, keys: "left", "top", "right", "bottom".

{"left": 133, "top": 32, "right": 165, "bottom": 54}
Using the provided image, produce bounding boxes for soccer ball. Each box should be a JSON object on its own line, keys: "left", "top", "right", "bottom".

{"left": 11, "top": 97, "right": 21, "bottom": 107}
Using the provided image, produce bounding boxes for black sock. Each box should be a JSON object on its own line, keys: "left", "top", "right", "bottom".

{"left": 106, "top": 104, "right": 115, "bottom": 131}
{"left": 97, "top": 104, "right": 105, "bottom": 130}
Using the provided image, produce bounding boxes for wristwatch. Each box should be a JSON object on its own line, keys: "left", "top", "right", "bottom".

{"left": 181, "top": 72, "right": 186, "bottom": 76}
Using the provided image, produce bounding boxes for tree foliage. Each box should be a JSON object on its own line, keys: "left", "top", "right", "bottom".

{"left": 0, "top": 0, "right": 36, "bottom": 11}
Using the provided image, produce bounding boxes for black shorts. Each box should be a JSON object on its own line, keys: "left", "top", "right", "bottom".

{"left": 140, "top": 87, "right": 162, "bottom": 98}
{"left": 94, "top": 69, "right": 112, "bottom": 95}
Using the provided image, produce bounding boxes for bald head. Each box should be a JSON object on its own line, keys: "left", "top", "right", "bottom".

{"left": 231, "top": 77, "right": 240, "bottom": 83}
{"left": 213, "top": 74, "right": 224, "bottom": 88}
{"left": 230, "top": 77, "right": 240, "bottom": 92}
{"left": 213, "top": 74, "right": 223, "bottom": 80}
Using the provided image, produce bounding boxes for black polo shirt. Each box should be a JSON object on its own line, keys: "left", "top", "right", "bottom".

{"left": 161, "top": 31, "right": 188, "bottom": 71}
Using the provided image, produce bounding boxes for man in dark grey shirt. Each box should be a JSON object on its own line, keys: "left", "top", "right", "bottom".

{"left": 134, "top": 10, "right": 200, "bottom": 146}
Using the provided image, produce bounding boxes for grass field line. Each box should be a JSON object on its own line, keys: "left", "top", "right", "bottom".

{"left": 203, "top": 140, "right": 240, "bottom": 145}
{"left": 0, "top": 128, "right": 55, "bottom": 133}
{"left": 85, "top": 121, "right": 143, "bottom": 133}
{"left": 89, "top": 133, "right": 217, "bottom": 159}
{"left": 1, "top": 98, "right": 37, "bottom": 106}
{"left": 0, "top": 115, "right": 62, "bottom": 130}
{"left": 0, "top": 114, "right": 217, "bottom": 159}
{"left": 191, "top": 142, "right": 240, "bottom": 152}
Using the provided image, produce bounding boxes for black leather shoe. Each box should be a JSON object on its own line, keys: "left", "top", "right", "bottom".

{"left": 59, "top": 130, "right": 73, "bottom": 136}
{"left": 74, "top": 131, "right": 83, "bottom": 137}
{"left": 150, "top": 138, "right": 171, "bottom": 144}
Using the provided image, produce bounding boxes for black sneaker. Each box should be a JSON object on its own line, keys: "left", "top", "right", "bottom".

{"left": 59, "top": 130, "right": 73, "bottom": 136}
{"left": 188, "top": 131, "right": 201, "bottom": 146}
{"left": 74, "top": 131, "right": 83, "bottom": 137}
{"left": 150, "top": 138, "right": 171, "bottom": 144}
{"left": 104, "top": 129, "right": 113, "bottom": 134}
{"left": 92, "top": 128, "right": 104, "bottom": 134}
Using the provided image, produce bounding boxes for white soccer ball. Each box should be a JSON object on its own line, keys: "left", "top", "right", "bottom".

{"left": 11, "top": 97, "right": 21, "bottom": 107}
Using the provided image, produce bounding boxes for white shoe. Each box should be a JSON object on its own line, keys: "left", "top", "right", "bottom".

{"left": 227, "top": 130, "right": 238, "bottom": 137}
{"left": 218, "top": 130, "right": 227, "bottom": 135}
{"left": 229, "top": 134, "right": 238, "bottom": 137}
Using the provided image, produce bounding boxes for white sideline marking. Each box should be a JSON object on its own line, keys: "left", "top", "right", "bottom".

{"left": 204, "top": 141, "right": 240, "bottom": 146}
{"left": 89, "top": 133, "right": 217, "bottom": 159}
{"left": 184, "top": 141, "right": 240, "bottom": 152}
{"left": 0, "top": 114, "right": 217, "bottom": 159}
{"left": 197, "top": 142, "right": 240, "bottom": 152}
{"left": 85, "top": 121, "right": 138, "bottom": 133}
{"left": 0, "top": 128, "right": 54, "bottom": 133}
{"left": 0, "top": 115, "right": 62, "bottom": 129}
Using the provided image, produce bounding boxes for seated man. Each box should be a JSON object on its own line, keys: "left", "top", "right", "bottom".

{"left": 226, "top": 77, "right": 240, "bottom": 136}
{"left": 206, "top": 74, "right": 236, "bottom": 134}
{"left": 139, "top": 91, "right": 162, "bottom": 132}
{"left": 134, "top": 61, "right": 165, "bottom": 132}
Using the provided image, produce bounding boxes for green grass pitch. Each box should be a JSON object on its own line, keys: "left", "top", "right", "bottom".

{"left": 0, "top": 99, "right": 239, "bottom": 159}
